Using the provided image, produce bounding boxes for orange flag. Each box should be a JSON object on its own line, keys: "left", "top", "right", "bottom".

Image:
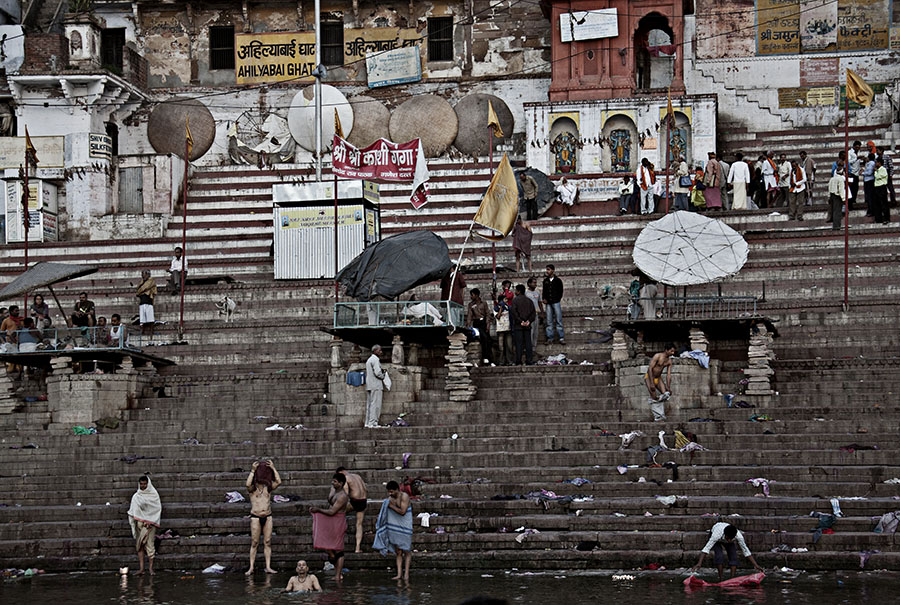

{"left": 846, "top": 69, "right": 874, "bottom": 107}
{"left": 24, "top": 126, "right": 39, "bottom": 166}
{"left": 334, "top": 108, "right": 344, "bottom": 139}
{"left": 487, "top": 99, "right": 504, "bottom": 138}
{"left": 185, "top": 116, "right": 194, "bottom": 158}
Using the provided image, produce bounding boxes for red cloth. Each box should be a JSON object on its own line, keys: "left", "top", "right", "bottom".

{"left": 312, "top": 512, "right": 347, "bottom": 551}
{"left": 647, "top": 44, "right": 677, "bottom": 57}
{"left": 684, "top": 572, "right": 765, "bottom": 589}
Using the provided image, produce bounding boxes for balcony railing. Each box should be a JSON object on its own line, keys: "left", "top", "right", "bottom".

{"left": 626, "top": 296, "right": 759, "bottom": 320}
{"left": 0, "top": 325, "right": 146, "bottom": 354}
{"left": 334, "top": 300, "right": 465, "bottom": 329}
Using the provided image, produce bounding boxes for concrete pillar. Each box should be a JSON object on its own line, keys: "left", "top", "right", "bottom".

{"left": 745, "top": 322, "right": 775, "bottom": 395}
{"left": 689, "top": 326, "right": 709, "bottom": 352}
{"left": 445, "top": 332, "right": 476, "bottom": 402}
{"left": 408, "top": 343, "right": 420, "bottom": 366}
{"left": 330, "top": 337, "right": 343, "bottom": 369}
{"left": 391, "top": 335, "right": 404, "bottom": 365}
{"left": 611, "top": 329, "right": 630, "bottom": 361}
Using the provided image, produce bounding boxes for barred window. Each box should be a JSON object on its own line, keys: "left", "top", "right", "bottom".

{"left": 427, "top": 17, "right": 453, "bottom": 62}
{"left": 209, "top": 26, "right": 235, "bottom": 70}
{"left": 322, "top": 22, "right": 345, "bottom": 67}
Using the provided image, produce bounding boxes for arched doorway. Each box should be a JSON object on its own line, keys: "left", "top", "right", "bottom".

{"left": 602, "top": 114, "right": 638, "bottom": 174}
{"left": 549, "top": 116, "right": 580, "bottom": 174}
{"left": 660, "top": 111, "right": 691, "bottom": 169}
{"left": 634, "top": 13, "right": 675, "bottom": 91}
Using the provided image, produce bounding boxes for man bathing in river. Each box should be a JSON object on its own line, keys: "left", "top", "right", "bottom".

{"left": 336, "top": 466, "right": 368, "bottom": 553}
{"left": 691, "top": 522, "right": 763, "bottom": 581}
{"left": 282, "top": 560, "right": 322, "bottom": 593}
{"left": 310, "top": 473, "right": 349, "bottom": 582}
{"left": 645, "top": 343, "right": 675, "bottom": 421}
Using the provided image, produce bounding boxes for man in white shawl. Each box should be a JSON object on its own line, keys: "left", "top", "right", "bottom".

{"left": 128, "top": 475, "right": 162, "bottom": 575}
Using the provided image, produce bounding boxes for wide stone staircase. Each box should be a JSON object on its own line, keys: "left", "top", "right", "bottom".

{"left": 1, "top": 153, "right": 899, "bottom": 573}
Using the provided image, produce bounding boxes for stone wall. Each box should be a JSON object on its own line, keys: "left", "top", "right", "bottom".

{"left": 327, "top": 363, "right": 429, "bottom": 428}
{"left": 615, "top": 357, "right": 720, "bottom": 420}
{"left": 45, "top": 362, "right": 155, "bottom": 426}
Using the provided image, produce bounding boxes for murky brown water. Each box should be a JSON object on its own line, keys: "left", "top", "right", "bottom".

{"left": 1, "top": 569, "right": 897, "bottom": 604}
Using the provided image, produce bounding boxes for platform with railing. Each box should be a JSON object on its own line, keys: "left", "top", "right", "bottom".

{"left": 334, "top": 300, "right": 465, "bottom": 329}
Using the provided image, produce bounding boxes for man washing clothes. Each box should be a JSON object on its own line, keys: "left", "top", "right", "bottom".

{"left": 691, "top": 522, "right": 763, "bottom": 581}
{"left": 645, "top": 343, "right": 675, "bottom": 421}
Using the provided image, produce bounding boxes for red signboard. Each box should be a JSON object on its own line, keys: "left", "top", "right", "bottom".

{"left": 332, "top": 136, "right": 429, "bottom": 209}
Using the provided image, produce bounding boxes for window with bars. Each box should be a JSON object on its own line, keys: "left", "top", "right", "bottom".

{"left": 100, "top": 28, "right": 125, "bottom": 72}
{"left": 321, "top": 22, "right": 345, "bottom": 67}
{"left": 209, "top": 26, "right": 235, "bottom": 70}
{"left": 427, "top": 17, "right": 453, "bottom": 62}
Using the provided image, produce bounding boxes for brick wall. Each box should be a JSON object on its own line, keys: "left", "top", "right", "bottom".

{"left": 22, "top": 33, "right": 70, "bottom": 72}
{"left": 123, "top": 46, "right": 149, "bottom": 90}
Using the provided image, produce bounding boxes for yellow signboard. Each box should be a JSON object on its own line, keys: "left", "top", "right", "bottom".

{"left": 757, "top": 0, "right": 890, "bottom": 55}
{"left": 778, "top": 86, "right": 837, "bottom": 108}
{"left": 280, "top": 206, "right": 364, "bottom": 230}
{"left": 235, "top": 31, "right": 317, "bottom": 85}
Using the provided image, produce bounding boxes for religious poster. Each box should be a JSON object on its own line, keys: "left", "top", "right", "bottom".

{"left": 332, "top": 136, "right": 430, "bottom": 209}
{"left": 366, "top": 45, "right": 422, "bottom": 88}
{"left": 234, "top": 32, "right": 317, "bottom": 85}
{"left": 609, "top": 130, "right": 632, "bottom": 173}
{"left": 343, "top": 28, "right": 419, "bottom": 62}
{"left": 757, "top": 0, "right": 891, "bottom": 55}
{"left": 892, "top": 26, "right": 900, "bottom": 50}
{"left": 800, "top": 0, "right": 838, "bottom": 51}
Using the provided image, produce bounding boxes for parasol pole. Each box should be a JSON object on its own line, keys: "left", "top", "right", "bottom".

{"left": 179, "top": 124, "right": 189, "bottom": 340}
{"left": 489, "top": 125, "right": 497, "bottom": 297}
{"left": 449, "top": 221, "right": 475, "bottom": 296}
{"left": 21, "top": 162, "right": 29, "bottom": 313}
{"left": 843, "top": 94, "right": 850, "bottom": 311}
{"left": 334, "top": 169, "right": 339, "bottom": 301}
{"left": 47, "top": 285, "right": 72, "bottom": 329}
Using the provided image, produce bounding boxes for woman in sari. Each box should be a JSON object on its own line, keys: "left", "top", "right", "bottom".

{"left": 127, "top": 475, "right": 162, "bottom": 575}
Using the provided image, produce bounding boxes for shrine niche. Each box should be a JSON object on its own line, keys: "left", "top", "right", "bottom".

{"left": 660, "top": 110, "right": 691, "bottom": 169}
{"left": 548, "top": 115, "right": 580, "bottom": 174}
{"left": 602, "top": 114, "right": 638, "bottom": 173}
{"left": 635, "top": 13, "right": 675, "bottom": 90}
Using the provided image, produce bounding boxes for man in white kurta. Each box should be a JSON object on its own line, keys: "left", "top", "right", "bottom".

{"left": 727, "top": 153, "right": 751, "bottom": 210}
{"left": 365, "top": 345, "right": 386, "bottom": 428}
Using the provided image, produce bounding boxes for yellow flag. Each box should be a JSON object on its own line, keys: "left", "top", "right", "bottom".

{"left": 846, "top": 69, "right": 874, "bottom": 107}
{"left": 334, "top": 108, "right": 344, "bottom": 139}
{"left": 473, "top": 153, "right": 518, "bottom": 239}
{"left": 24, "top": 126, "right": 39, "bottom": 165}
{"left": 185, "top": 116, "right": 194, "bottom": 157}
{"left": 487, "top": 99, "right": 503, "bottom": 138}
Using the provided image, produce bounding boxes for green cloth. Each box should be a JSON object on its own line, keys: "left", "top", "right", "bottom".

{"left": 874, "top": 165, "right": 888, "bottom": 188}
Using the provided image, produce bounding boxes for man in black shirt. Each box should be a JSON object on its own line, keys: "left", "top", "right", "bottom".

{"left": 509, "top": 284, "right": 536, "bottom": 365}
{"left": 541, "top": 264, "right": 565, "bottom": 345}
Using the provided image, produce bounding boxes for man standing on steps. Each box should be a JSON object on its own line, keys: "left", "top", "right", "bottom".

{"left": 645, "top": 343, "right": 675, "bottom": 422}
{"left": 310, "top": 473, "right": 349, "bottom": 584}
{"left": 167, "top": 246, "right": 187, "bottom": 295}
{"left": 519, "top": 172, "right": 539, "bottom": 220}
{"left": 691, "top": 522, "right": 763, "bottom": 581}
{"left": 787, "top": 159, "right": 807, "bottom": 221}
{"left": 509, "top": 284, "right": 536, "bottom": 365}
{"left": 336, "top": 466, "right": 368, "bottom": 553}
{"left": 525, "top": 277, "right": 543, "bottom": 354}
{"left": 466, "top": 288, "right": 494, "bottom": 365}
{"left": 636, "top": 158, "right": 656, "bottom": 215}
{"left": 800, "top": 150, "right": 816, "bottom": 206}
{"left": 136, "top": 271, "right": 157, "bottom": 342}
{"left": 777, "top": 153, "right": 791, "bottom": 207}
{"left": 728, "top": 153, "right": 751, "bottom": 211}
{"left": 364, "top": 345, "right": 386, "bottom": 428}
{"left": 761, "top": 150, "right": 779, "bottom": 208}
{"left": 848, "top": 140, "right": 862, "bottom": 208}
{"left": 541, "top": 264, "right": 565, "bottom": 345}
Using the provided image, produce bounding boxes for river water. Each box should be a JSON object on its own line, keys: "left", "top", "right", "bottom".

{"left": 2, "top": 568, "right": 897, "bottom": 604}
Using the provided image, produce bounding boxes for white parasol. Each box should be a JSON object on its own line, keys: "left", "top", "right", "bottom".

{"left": 632, "top": 211, "right": 748, "bottom": 286}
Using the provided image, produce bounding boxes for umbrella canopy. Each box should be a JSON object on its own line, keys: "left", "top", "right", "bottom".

{"left": 632, "top": 211, "right": 748, "bottom": 286}
{"left": 0, "top": 262, "right": 98, "bottom": 301}
{"left": 337, "top": 231, "right": 452, "bottom": 301}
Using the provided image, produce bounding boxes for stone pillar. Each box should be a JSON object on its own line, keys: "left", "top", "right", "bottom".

{"left": 351, "top": 343, "right": 362, "bottom": 364}
{"left": 330, "top": 337, "right": 343, "bottom": 369}
{"left": 611, "top": 329, "right": 630, "bottom": 361}
{"left": 445, "top": 333, "right": 476, "bottom": 402}
{"left": 745, "top": 322, "right": 775, "bottom": 395}
{"left": 391, "top": 335, "right": 404, "bottom": 365}
{"left": 408, "top": 343, "right": 420, "bottom": 366}
{"left": 689, "top": 326, "right": 709, "bottom": 352}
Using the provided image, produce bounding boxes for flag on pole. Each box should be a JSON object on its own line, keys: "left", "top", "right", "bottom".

{"left": 24, "top": 126, "right": 39, "bottom": 166}
{"left": 846, "top": 69, "right": 874, "bottom": 107}
{"left": 334, "top": 108, "right": 345, "bottom": 139}
{"left": 487, "top": 99, "right": 504, "bottom": 138}
{"left": 185, "top": 116, "right": 194, "bottom": 158}
{"left": 666, "top": 87, "right": 675, "bottom": 127}
{"left": 473, "top": 153, "right": 518, "bottom": 240}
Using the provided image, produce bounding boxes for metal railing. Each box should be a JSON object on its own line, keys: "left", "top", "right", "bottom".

{"left": 334, "top": 300, "right": 466, "bottom": 329}
{"left": 626, "top": 296, "right": 759, "bottom": 320}
{"left": 0, "top": 325, "right": 144, "bottom": 354}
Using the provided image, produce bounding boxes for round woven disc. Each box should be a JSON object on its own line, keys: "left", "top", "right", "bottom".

{"left": 452, "top": 94, "right": 514, "bottom": 157}
{"left": 347, "top": 96, "right": 390, "bottom": 149}
{"left": 288, "top": 85, "right": 353, "bottom": 152}
{"left": 147, "top": 99, "right": 215, "bottom": 161}
{"left": 389, "top": 95, "right": 458, "bottom": 157}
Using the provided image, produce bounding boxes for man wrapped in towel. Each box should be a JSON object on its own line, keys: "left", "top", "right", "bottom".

{"left": 128, "top": 475, "right": 162, "bottom": 575}
{"left": 309, "top": 473, "right": 349, "bottom": 582}
{"left": 373, "top": 480, "right": 413, "bottom": 580}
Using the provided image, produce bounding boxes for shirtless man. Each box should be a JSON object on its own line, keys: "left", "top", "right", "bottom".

{"left": 387, "top": 481, "right": 412, "bottom": 581}
{"left": 336, "top": 466, "right": 368, "bottom": 553}
{"left": 310, "top": 474, "right": 350, "bottom": 582}
{"left": 281, "top": 560, "right": 322, "bottom": 593}
{"left": 645, "top": 343, "right": 676, "bottom": 421}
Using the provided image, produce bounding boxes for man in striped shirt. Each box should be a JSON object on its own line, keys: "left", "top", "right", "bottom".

{"left": 691, "top": 522, "right": 763, "bottom": 581}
